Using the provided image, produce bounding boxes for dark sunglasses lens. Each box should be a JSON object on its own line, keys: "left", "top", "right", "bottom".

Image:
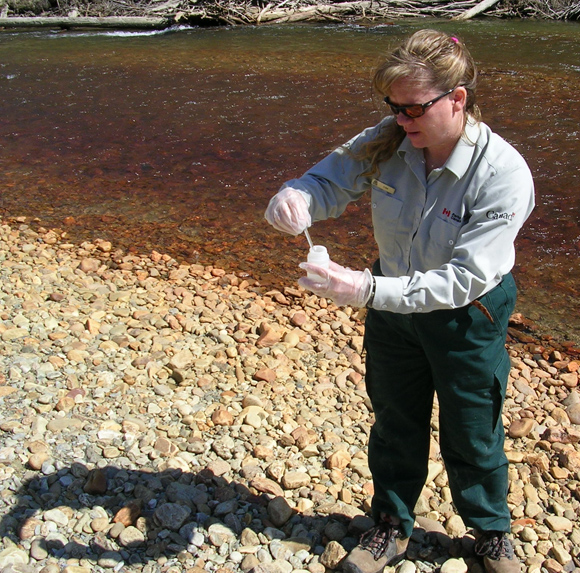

{"left": 388, "top": 102, "right": 424, "bottom": 118}
{"left": 405, "top": 106, "right": 425, "bottom": 118}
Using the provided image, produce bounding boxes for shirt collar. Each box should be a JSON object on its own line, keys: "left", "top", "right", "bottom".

{"left": 445, "top": 119, "right": 480, "bottom": 179}
{"left": 396, "top": 118, "right": 481, "bottom": 179}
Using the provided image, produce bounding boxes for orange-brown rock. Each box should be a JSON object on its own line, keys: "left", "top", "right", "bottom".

{"left": 114, "top": 500, "right": 142, "bottom": 526}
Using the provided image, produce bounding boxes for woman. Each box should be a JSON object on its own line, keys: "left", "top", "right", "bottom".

{"left": 265, "top": 29, "right": 534, "bottom": 573}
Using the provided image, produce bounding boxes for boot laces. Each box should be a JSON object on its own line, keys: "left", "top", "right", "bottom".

{"left": 359, "top": 522, "right": 399, "bottom": 561}
{"left": 474, "top": 531, "right": 514, "bottom": 561}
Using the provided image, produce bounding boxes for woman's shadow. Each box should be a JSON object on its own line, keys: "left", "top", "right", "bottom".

{"left": 0, "top": 462, "right": 376, "bottom": 569}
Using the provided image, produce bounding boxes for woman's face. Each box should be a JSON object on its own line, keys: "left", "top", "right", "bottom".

{"left": 387, "top": 77, "right": 466, "bottom": 159}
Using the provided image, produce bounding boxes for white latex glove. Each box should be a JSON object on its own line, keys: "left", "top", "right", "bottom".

{"left": 298, "top": 260, "right": 373, "bottom": 307}
{"left": 264, "top": 187, "right": 312, "bottom": 235}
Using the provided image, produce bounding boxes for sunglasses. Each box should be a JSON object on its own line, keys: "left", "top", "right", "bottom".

{"left": 384, "top": 87, "right": 456, "bottom": 119}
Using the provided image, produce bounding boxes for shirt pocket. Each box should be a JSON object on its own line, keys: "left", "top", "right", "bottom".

{"left": 424, "top": 216, "right": 461, "bottom": 266}
{"left": 371, "top": 188, "right": 404, "bottom": 247}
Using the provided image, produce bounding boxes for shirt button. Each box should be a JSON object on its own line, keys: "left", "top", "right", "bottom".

{"left": 448, "top": 240, "right": 454, "bottom": 245}
{"left": 417, "top": 308, "right": 423, "bottom": 312}
{"left": 381, "top": 304, "right": 388, "bottom": 309}
{"left": 372, "top": 203, "right": 377, "bottom": 209}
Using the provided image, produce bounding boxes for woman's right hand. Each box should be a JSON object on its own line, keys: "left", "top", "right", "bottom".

{"left": 264, "top": 187, "right": 312, "bottom": 235}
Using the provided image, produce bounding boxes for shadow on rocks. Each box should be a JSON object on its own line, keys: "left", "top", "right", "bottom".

{"left": 0, "top": 461, "right": 388, "bottom": 571}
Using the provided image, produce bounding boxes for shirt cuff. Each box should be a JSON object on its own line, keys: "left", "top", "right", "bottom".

{"left": 370, "top": 276, "right": 405, "bottom": 312}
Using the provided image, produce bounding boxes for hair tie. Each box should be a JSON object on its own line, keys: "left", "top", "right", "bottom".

{"left": 450, "top": 37, "right": 459, "bottom": 43}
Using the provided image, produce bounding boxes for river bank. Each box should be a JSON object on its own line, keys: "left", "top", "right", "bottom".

{"left": 1, "top": 0, "right": 579, "bottom": 28}
{"left": 0, "top": 217, "right": 579, "bottom": 573}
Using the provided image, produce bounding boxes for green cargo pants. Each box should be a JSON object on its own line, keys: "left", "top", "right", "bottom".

{"left": 363, "top": 268, "right": 516, "bottom": 539}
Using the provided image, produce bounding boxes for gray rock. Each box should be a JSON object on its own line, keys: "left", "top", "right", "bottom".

{"left": 153, "top": 503, "right": 192, "bottom": 530}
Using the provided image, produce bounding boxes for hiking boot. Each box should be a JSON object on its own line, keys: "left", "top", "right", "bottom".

{"left": 342, "top": 521, "right": 409, "bottom": 573}
{"left": 474, "top": 531, "right": 521, "bottom": 573}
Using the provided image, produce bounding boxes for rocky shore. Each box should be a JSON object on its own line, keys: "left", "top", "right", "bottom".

{"left": 0, "top": 217, "right": 579, "bottom": 573}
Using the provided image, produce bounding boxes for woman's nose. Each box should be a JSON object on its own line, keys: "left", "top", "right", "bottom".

{"left": 396, "top": 112, "right": 413, "bottom": 125}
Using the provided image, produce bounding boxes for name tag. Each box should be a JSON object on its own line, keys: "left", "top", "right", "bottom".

{"left": 372, "top": 179, "right": 395, "bottom": 194}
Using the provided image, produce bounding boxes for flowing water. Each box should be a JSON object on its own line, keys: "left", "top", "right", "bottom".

{"left": 0, "top": 19, "right": 579, "bottom": 342}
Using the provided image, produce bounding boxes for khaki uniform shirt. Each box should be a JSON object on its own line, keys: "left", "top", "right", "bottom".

{"left": 282, "top": 118, "right": 535, "bottom": 313}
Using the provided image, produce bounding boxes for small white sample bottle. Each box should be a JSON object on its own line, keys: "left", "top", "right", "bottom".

{"left": 307, "top": 245, "right": 330, "bottom": 281}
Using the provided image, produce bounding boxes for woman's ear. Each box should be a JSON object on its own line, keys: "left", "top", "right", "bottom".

{"left": 453, "top": 87, "right": 468, "bottom": 111}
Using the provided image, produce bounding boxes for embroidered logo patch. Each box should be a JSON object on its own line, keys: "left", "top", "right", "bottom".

{"left": 486, "top": 210, "right": 516, "bottom": 221}
{"left": 442, "top": 207, "right": 462, "bottom": 224}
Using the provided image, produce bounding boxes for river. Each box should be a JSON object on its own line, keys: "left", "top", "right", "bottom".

{"left": 0, "top": 19, "right": 579, "bottom": 343}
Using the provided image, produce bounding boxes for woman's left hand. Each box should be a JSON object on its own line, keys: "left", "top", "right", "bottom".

{"left": 298, "top": 260, "right": 372, "bottom": 307}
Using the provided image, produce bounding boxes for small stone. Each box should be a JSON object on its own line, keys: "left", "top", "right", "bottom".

{"left": 109, "top": 522, "right": 125, "bottom": 539}
{"left": 241, "top": 527, "right": 260, "bottom": 546}
{"left": 55, "top": 395, "right": 76, "bottom": 412}
{"left": 544, "top": 515, "right": 573, "bottom": 532}
{"left": 113, "top": 500, "right": 141, "bottom": 526}
{"left": 445, "top": 515, "right": 466, "bottom": 537}
{"left": 282, "top": 471, "right": 311, "bottom": 489}
{"left": 319, "top": 540, "right": 347, "bottom": 569}
{"left": 326, "top": 450, "right": 351, "bottom": 470}
{"left": 168, "top": 348, "right": 194, "bottom": 370}
{"left": 254, "top": 367, "right": 277, "bottom": 383}
{"left": 560, "top": 372, "right": 578, "bottom": 388}
{"left": 508, "top": 418, "right": 534, "bottom": 438}
{"left": 91, "top": 517, "right": 110, "bottom": 532}
{"left": 211, "top": 408, "right": 234, "bottom": 426}
{"left": 28, "top": 452, "right": 50, "bottom": 471}
{"left": 542, "top": 558, "right": 563, "bottom": 573}
{"left": 97, "top": 551, "right": 123, "bottom": 568}
{"left": 44, "top": 508, "right": 69, "bottom": 526}
{"left": 154, "top": 503, "right": 191, "bottom": 530}
{"left": 79, "top": 258, "right": 100, "bottom": 273}
{"left": 398, "top": 562, "right": 417, "bottom": 573}
{"left": 268, "top": 496, "right": 294, "bottom": 526}
{"left": 207, "top": 523, "right": 236, "bottom": 546}
{"left": 0, "top": 547, "right": 30, "bottom": 567}
{"left": 19, "top": 517, "right": 42, "bottom": 540}
{"left": 566, "top": 402, "right": 580, "bottom": 424}
{"left": 118, "top": 525, "right": 145, "bottom": 547}
{"left": 2, "top": 328, "right": 29, "bottom": 341}
{"left": 550, "top": 544, "right": 572, "bottom": 566}
{"left": 154, "top": 436, "right": 179, "bottom": 456}
{"left": 560, "top": 449, "right": 580, "bottom": 472}
{"left": 438, "top": 557, "right": 468, "bottom": 573}
{"left": 207, "top": 459, "right": 231, "bottom": 476}
{"left": 250, "top": 477, "right": 284, "bottom": 496}
{"left": 241, "top": 555, "right": 261, "bottom": 572}
{"left": 290, "top": 312, "right": 308, "bottom": 326}
{"left": 253, "top": 560, "right": 293, "bottom": 573}
{"left": 256, "top": 322, "right": 282, "bottom": 347}
{"left": 30, "top": 537, "right": 49, "bottom": 561}
{"left": 84, "top": 468, "right": 107, "bottom": 494}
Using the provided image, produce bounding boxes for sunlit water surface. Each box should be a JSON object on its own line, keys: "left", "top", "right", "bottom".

{"left": 0, "top": 20, "right": 579, "bottom": 342}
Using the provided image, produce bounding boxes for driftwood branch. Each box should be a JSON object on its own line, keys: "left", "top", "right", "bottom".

{"left": 452, "top": 0, "right": 501, "bottom": 20}
{"left": 0, "top": 15, "right": 169, "bottom": 28}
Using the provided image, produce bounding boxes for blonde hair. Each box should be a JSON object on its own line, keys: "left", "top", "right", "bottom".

{"left": 354, "top": 29, "right": 480, "bottom": 177}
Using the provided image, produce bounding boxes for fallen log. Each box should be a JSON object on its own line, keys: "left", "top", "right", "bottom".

{"left": 452, "top": 0, "right": 501, "bottom": 20}
{"left": 0, "top": 16, "right": 171, "bottom": 29}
